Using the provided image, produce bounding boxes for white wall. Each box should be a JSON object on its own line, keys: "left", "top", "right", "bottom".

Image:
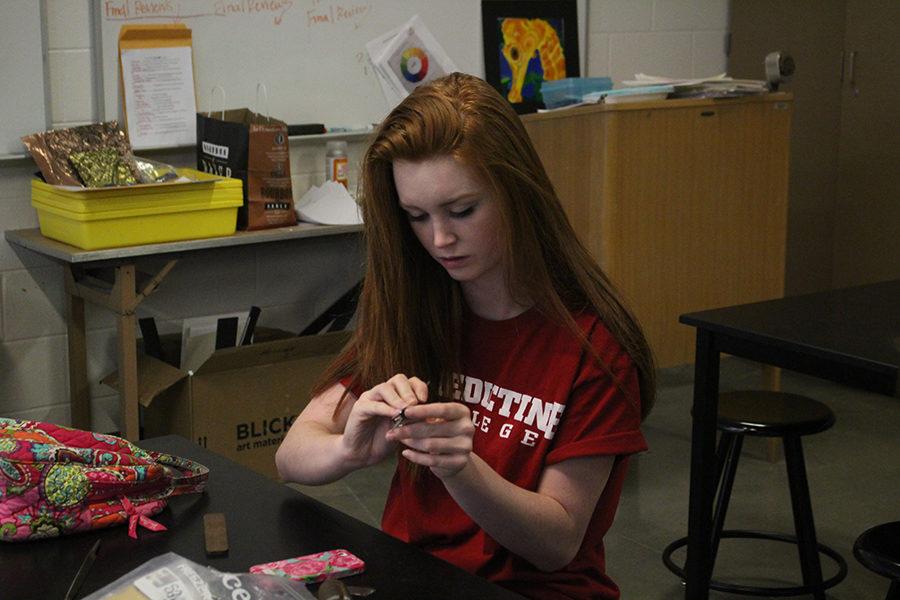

{"left": 0, "top": 0, "right": 728, "bottom": 432}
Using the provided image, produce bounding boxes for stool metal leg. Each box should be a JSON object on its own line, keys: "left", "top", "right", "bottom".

{"left": 887, "top": 580, "right": 900, "bottom": 600}
{"left": 662, "top": 428, "right": 846, "bottom": 597}
{"left": 713, "top": 431, "right": 730, "bottom": 487}
{"left": 783, "top": 435, "right": 826, "bottom": 600}
{"left": 710, "top": 433, "right": 742, "bottom": 565}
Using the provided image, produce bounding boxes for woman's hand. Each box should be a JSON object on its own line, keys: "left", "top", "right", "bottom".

{"left": 384, "top": 402, "right": 475, "bottom": 479}
{"left": 341, "top": 374, "right": 428, "bottom": 467}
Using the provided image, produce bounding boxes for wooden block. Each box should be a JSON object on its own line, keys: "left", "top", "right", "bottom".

{"left": 203, "top": 512, "right": 229, "bottom": 557}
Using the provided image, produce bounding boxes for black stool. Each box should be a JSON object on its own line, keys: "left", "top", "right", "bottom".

{"left": 854, "top": 521, "right": 900, "bottom": 600}
{"left": 663, "top": 391, "right": 848, "bottom": 598}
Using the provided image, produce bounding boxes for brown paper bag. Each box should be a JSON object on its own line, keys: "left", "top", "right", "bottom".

{"left": 197, "top": 108, "right": 296, "bottom": 230}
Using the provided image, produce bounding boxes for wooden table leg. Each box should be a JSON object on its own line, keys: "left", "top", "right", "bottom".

{"left": 66, "top": 291, "right": 91, "bottom": 429}
{"left": 65, "top": 259, "right": 177, "bottom": 440}
{"left": 115, "top": 264, "right": 140, "bottom": 441}
{"left": 685, "top": 328, "right": 719, "bottom": 600}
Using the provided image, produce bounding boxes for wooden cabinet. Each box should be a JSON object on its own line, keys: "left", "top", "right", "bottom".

{"left": 729, "top": 1, "right": 900, "bottom": 292}
{"left": 522, "top": 95, "right": 793, "bottom": 368}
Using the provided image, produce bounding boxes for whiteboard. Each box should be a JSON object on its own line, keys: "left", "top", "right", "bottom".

{"left": 97, "top": 0, "right": 585, "bottom": 133}
{"left": 1, "top": 2, "right": 49, "bottom": 156}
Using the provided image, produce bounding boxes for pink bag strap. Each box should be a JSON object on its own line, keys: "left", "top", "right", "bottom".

{"left": 146, "top": 451, "right": 209, "bottom": 497}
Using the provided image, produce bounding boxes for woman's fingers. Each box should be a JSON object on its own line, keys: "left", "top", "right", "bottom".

{"left": 338, "top": 374, "right": 431, "bottom": 467}
{"left": 360, "top": 374, "right": 428, "bottom": 412}
{"left": 401, "top": 447, "right": 470, "bottom": 475}
{"left": 402, "top": 400, "right": 469, "bottom": 421}
{"left": 390, "top": 402, "right": 471, "bottom": 431}
{"left": 398, "top": 434, "right": 472, "bottom": 454}
{"left": 386, "top": 403, "right": 474, "bottom": 449}
{"left": 402, "top": 448, "right": 449, "bottom": 465}
{"left": 387, "top": 402, "right": 474, "bottom": 479}
{"left": 358, "top": 385, "right": 403, "bottom": 411}
{"left": 407, "top": 376, "right": 429, "bottom": 404}
{"left": 351, "top": 396, "right": 398, "bottom": 420}
{"left": 388, "top": 416, "right": 473, "bottom": 440}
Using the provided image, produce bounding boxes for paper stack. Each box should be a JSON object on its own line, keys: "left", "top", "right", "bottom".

{"left": 295, "top": 181, "right": 363, "bottom": 226}
{"left": 366, "top": 15, "right": 458, "bottom": 109}
{"left": 545, "top": 72, "right": 771, "bottom": 111}
{"left": 622, "top": 73, "right": 769, "bottom": 99}
{"left": 583, "top": 85, "right": 675, "bottom": 105}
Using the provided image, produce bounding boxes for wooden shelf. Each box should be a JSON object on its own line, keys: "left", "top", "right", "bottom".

{"left": 289, "top": 130, "right": 374, "bottom": 143}
{"left": 5, "top": 224, "right": 362, "bottom": 265}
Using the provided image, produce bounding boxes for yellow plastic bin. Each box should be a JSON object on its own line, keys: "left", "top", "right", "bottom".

{"left": 31, "top": 169, "right": 243, "bottom": 250}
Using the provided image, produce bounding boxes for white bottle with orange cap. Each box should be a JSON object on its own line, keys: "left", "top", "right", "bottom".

{"left": 325, "top": 141, "right": 349, "bottom": 189}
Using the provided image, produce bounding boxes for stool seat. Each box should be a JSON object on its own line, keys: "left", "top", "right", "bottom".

{"left": 717, "top": 391, "right": 835, "bottom": 437}
{"left": 854, "top": 521, "right": 900, "bottom": 583}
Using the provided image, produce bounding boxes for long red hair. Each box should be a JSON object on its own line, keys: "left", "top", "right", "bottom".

{"left": 314, "top": 73, "right": 656, "bottom": 419}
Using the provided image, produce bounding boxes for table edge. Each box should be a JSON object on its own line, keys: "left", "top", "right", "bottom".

{"left": 5, "top": 224, "right": 363, "bottom": 264}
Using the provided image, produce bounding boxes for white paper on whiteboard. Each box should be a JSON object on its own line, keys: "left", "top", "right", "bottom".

{"left": 121, "top": 46, "right": 197, "bottom": 150}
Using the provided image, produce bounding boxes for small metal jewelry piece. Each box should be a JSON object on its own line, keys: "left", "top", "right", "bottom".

{"left": 390, "top": 407, "right": 408, "bottom": 429}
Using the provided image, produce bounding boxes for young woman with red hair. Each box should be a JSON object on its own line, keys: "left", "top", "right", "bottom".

{"left": 276, "top": 72, "right": 655, "bottom": 599}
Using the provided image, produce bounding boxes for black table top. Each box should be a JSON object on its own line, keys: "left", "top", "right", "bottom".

{"left": 680, "top": 279, "right": 900, "bottom": 396}
{"left": 0, "top": 435, "right": 523, "bottom": 600}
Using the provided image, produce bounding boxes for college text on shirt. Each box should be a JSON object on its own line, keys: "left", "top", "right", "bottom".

{"left": 451, "top": 373, "right": 565, "bottom": 447}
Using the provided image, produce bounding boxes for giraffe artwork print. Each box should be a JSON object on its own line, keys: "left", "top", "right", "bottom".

{"left": 499, "top": 18, "right": 567, "bottom": 104}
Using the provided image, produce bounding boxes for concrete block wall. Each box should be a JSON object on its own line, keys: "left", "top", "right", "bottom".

{"left": 0, "top": 0, "right": 728, "bottom": 431}
{"left": 586, "top": 0, "right": 729, "bottom": 82}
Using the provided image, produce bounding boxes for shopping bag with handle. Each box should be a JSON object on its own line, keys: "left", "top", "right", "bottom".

{"left": 197, "top": 84, "right": 296, "bottom": 230}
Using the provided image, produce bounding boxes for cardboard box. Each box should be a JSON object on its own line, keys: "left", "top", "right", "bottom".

{"left": 103, "top": 330, "right": 350, "bottom": 479}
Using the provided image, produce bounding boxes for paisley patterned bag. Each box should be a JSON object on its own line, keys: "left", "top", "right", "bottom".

{"left": 0, "top": 418, "right": 208, "bottom": 541}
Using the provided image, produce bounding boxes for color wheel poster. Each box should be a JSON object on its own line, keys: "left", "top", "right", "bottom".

{"left": 368, "top": 16, "right": 457, "bottom": 106}
{"left": 387, "top": 33, "right": 444, "bottom": 93}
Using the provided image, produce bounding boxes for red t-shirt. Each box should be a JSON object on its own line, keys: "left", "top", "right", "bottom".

{"left": 381, "top": 307, "right": 647, "bottom": 599}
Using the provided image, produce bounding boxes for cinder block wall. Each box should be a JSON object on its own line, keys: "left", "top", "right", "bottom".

{"left": 0, "top": 0, "right": 728, "bottom": 431}
{"left": 586, "top": 0, "right": 728, "bottom": 81}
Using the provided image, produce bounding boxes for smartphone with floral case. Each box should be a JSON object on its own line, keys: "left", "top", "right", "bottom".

{"left": 249, "top": 549, "right": 365, "bottom": 583}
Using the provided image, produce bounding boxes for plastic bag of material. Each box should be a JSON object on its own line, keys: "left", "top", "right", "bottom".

{"left": 84, "top": 552, "right": 316, "bottom": 600}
